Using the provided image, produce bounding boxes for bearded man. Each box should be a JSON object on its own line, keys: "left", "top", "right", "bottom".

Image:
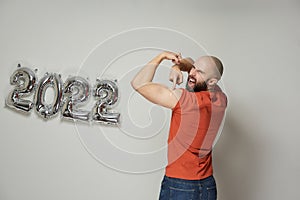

{"left": 131, "top": 51, "right": 227, "bottom": 200}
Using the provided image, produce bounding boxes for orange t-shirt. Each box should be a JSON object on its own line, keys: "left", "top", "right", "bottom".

{"left": 165, "top": 87, "right": 227, "bottom": 180}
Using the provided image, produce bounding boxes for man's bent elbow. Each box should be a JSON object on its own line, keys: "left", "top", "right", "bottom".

{"left": 131, "top": 80, "right": 138, "bottom": 90}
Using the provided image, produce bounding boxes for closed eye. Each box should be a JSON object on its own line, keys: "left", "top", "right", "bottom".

{"left": 196, "top": 69, "right": 205, "bottom": 74}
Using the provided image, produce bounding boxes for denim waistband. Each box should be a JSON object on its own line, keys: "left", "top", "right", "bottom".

{"left": 163, "top": 175, "right": 215, "bottom": 186}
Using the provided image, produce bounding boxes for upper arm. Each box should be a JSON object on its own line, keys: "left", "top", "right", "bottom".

{"left": 134, "top": 83, "right": 182, "bottom": 109}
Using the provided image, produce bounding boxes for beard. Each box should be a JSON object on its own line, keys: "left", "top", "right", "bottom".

{"left": 185, "top": 76, "right": 207, "bottom": 92}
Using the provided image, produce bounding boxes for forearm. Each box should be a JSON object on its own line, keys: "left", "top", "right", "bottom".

{"left": 172, "top": 57, "right": 194, "bottom": 72}
{"left": 131, "top": 53, "right": 165, "bottom": 90}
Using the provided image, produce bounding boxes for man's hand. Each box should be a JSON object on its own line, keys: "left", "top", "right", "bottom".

{"left": 168, "top": 57, "right": 194, "bottom": 89}
{"left": 169, "top": 65, "right": 183, "bottom": 90}
{"left": 161, "top": 51, "right": 185, "bottom": 90}
{"left": 160, "top": 51, "right": 182, "bottom": 65}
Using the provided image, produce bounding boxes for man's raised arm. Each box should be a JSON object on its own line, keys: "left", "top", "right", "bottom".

{"left": 131, "top": 51, "right": 183, "bottom": 109}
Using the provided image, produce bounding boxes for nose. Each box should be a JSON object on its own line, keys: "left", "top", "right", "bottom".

{"left": 189, "top": 67, "right": 196, "bottom": 76}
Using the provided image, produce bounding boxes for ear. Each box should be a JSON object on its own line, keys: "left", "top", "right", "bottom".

{"left": 206, "top": 78, "right": 218, "bottom": 87}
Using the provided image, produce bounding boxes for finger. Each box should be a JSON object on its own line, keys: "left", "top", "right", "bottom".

{"left": 172, "top": 76, "right": 177, "bottom": 90}
{"left": 178, "top": 74, "right": 183, "bottom": 84}
{"left": 172, "top": 57, "right": 180, "bottom": 64}
{"left": 178, "top": 52, "right": 182, "bottom": 60}
{"left": 169, "top": 70, "right": 175, "bottom": 82}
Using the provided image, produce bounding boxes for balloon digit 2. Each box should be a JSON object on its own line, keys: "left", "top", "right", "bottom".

{"left": 61, "top": 76, "right": 91, "bottom": 121}
{"left": 92, "top": 79, "right": 120, "bottom": 125}
{"left": 6, "top": 65, "right": 36, "bottom": 112}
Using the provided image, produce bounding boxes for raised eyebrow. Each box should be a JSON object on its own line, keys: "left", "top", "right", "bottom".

{"left": 191, "top": 66, "right": 205, "bottom": 74}
{"left": 196, "top": 68, "right": 205, "bottom": 73}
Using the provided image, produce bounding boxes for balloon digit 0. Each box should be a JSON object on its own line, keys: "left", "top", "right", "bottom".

{"left": 6, "top": 65, "right": 36, "bottom": 112}
{"left": 35, "top": 73, "right": 63, "bottom": 119}
{"left": 61, "top": 76, "right": 91, "bottom": 121}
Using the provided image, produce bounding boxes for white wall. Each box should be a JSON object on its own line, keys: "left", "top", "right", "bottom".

{"left": 1, "top": 0, "right": 299, "bottom": 199}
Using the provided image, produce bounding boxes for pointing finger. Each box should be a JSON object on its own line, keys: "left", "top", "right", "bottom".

{"left": 172, "top": 75, "right": 177, "bottom": 90}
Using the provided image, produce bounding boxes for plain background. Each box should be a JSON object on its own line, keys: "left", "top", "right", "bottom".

{"left": 1, "top": 0, "right": 300, "bottom": 199}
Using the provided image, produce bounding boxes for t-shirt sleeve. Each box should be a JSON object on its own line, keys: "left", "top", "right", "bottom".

{"left": 172, "top": 89, "right": 202, "bottom": 113}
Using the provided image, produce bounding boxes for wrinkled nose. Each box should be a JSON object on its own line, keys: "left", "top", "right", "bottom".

{"left": 189, "top": 67, "right": 196, "bottom": 76}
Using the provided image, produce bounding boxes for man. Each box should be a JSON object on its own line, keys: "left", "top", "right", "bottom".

{"left": 131, "top": 51, "right": 227, "bottom": 200}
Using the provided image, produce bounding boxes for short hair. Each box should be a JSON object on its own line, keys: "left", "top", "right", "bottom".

{"left": 210, "top": 56, "right": 223, "bottom": 79}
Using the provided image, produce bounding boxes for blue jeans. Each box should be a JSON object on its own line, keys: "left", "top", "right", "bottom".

{"left": 159, "top": 175, "right": 217, "bottom": 200}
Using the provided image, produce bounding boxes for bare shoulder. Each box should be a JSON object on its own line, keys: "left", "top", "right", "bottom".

{"left": 172, "top": 88, "right": 183, "bottom": 102}
{"left": 164, "top": 88, "right": 183, "bottom": 109}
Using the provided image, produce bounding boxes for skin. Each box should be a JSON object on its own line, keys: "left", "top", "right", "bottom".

{"left": 131, "top": 51, "right": 220, "bottom": 109}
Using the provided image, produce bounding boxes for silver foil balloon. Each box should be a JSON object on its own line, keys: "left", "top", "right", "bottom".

{"left": 34, "top": 73, "right": 63, "bottom": 119}
{"left": 61, "top": 76, "right": 91, "bottom": 121}
{"left": 92, "top": 79, "right": 120, "bottom": 125}
{"left": 6, "top": 66, "right": 36, "bottom": 112}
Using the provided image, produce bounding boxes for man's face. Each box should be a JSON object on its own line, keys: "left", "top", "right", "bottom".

{"left": 185, "top": 56, "right": 221, "bottom": 92}
{"left": 185, "top": 67, "right": 207, "bottom": 92}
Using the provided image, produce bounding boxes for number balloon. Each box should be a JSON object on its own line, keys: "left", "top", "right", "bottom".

{"left": 61, "top": 76, "right": 91, "bottom": 121}
{"left": 5, "top": 64, "right": 121, "bottom": 125}
{"left": 92, "top": 79, "right": 120, "bottom": 125}
{"left": 35, "top": 73, "right": 63, "bottom": 119}
{"left": 6, "top": 65, "right": 36, "bottom": 112}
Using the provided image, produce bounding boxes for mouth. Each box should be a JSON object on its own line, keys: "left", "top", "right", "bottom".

{"left": 188, "top": 76, "right": 196, "bottom": 87}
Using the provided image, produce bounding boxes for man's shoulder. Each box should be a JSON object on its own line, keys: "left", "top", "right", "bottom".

{"left": 180, "top": 88, "right": 227, "bottom": 108}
